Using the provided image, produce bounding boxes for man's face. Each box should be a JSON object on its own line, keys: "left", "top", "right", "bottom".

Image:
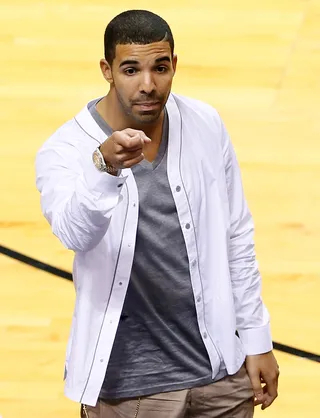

{"left": 109, "top": 41, "right": 177, "bottom": 125}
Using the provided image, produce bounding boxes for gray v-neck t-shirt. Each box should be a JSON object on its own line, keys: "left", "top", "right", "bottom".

{"left": 88, "top": 100, "right": 226, "bottom": 400}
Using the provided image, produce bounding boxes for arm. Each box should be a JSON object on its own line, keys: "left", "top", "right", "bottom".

{"left": 222, "top": 121, "right": 272, "bottom": 353}
{"left": 35, "top": 127, "right": 151, "bottom": 253}
{"left": 222, "top": 121, "right": 279, "bottom": 410}
{"left": 35, "top": 140, "right": 125, "bottom": 253}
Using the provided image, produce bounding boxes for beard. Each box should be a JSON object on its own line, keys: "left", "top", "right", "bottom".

{"left": 115, "top": 85, "right": 168, "bottom": 125}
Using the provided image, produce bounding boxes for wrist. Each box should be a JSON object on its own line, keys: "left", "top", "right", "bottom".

{"left": 98, "top": 146, "right": 118, "bottom": 172}
{"left": 92, "top": 147, "right": 118, "bottom": 175}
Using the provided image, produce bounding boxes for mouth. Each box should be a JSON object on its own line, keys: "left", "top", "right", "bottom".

{"left": 133, "top": 102, "right": 160, "bottom": 110}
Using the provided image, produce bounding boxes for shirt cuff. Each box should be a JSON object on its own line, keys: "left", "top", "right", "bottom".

{"left": 238, "top": 323, "right": 273, "bottom": 355}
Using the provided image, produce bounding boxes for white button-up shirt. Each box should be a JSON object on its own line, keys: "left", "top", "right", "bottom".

{"left": 35, "top": 93, "right": 273, "bottom": 406}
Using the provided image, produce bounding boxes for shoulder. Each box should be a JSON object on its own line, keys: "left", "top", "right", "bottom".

{"left": 35, "top": 116, "right": 91, "bottom": 174}
{"left": 170, "top": 93, "right": 222, "bottom": 131}
{"left": 36, "top": 103, "right": 96, "bottom": 165}
{"left": 41, "top": 118, "right": 83, "bottom": 150}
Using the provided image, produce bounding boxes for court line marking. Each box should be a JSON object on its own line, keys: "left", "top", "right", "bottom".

{"left": 1, "top": 243, "right": 319, "bottom": 363}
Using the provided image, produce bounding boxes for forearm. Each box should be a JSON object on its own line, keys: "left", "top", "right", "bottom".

{"left": 229, "top": 235, "right": 273, "bottom": 354}
{"left": 36, "top": 146, "right": 125, "bottom": 252}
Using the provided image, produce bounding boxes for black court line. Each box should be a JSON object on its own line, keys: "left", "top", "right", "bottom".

{"left": 0, "top": 244, "right": 72, "bottom": 281}
{"left": 1, "top": 243, "right": 320, "bottom": 364}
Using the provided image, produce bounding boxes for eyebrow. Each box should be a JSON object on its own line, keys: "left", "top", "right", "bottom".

{"left": 155, "top": 56, "right": 171, "bottom": 64}
{"left": 119, "top": 60, "right": 139, "bottom": 68}
{"left": 119, "top": 56, "right": 171, "bottom": 68}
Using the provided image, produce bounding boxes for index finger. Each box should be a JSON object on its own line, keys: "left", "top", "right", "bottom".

{"left": 112, "top": 132, "right": 144, "bottom": 152}
{"left": 123, "top": 128, "right": 151, "bottom": 142}
{"left": 122, "top": 133, "right": 145, "bottom": 151}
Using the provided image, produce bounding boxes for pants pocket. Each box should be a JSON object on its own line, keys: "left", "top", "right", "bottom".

{"left": 81, "top": 403, "right": 100, "bottom": 418}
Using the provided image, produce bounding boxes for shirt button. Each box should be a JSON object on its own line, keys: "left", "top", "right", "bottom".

{"left": 203, "top": 332, "right": 208, "bottom": 339}
{"left": 197, "top": 296, "right": 201, "bottom": 303}
{"left": 133, "top": 203, "right": 136, "bottom": 207}
{"left": 176, "top": 185, "right": 181, "bottom": 192}
{"left": 119, "top": 282, "right": 123, "bottom": 286}
{"left": 185, "top": 223, "right": 191, "bottom": 229}
{"left": 100, "top": 358, "right": 104, "bottom": 363}
{"left": 117, "top": 183, "right": 123, "bottom": 188}
{"left": 192, "top": 259, "right": 197, "bottom": 267}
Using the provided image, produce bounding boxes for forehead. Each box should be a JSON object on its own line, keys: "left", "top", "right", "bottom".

{"left": 114, "top": 41, "right": 172, "bottom": 63}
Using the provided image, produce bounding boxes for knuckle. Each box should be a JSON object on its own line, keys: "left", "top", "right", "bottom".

{"left": 125, "top": 138, "right": 133, "bottom": 148}
{"left": 117, "top": 155, "right": 125, "bottom": 163}
{"left": 265, "top": 372, "right": 274, "bottom": 380}
{"left": 117, "top": 131, "right": 129, "bottom": 145}
{"left": 112, "top": 130, "right": 121, "bottom": 140}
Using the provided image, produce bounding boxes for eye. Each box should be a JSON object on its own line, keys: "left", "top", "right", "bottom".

{"left": 124, "top": 68, "right": 137, "bottom": 75}
{"left": 156, "top": 66, "right": 168, "bottom": 73}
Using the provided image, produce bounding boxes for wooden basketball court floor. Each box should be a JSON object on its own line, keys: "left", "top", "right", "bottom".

{"left": 1, "top": 0, "right": 319, "bottom": 417}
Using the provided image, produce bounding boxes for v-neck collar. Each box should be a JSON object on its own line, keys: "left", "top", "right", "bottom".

{"left": 88, "top": 100, "right": 169, "bottom": 171}
{"left": 135, "top": 109, "right": 169, "bottom": 171}
{"left": 74, "top": 93, "right": 182, "bottom": 179}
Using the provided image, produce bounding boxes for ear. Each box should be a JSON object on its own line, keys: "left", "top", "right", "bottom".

{"left": 100, "top": 59, "right": 113, "bottom": 84}
{"left": 172, "top": 54, "right": 178, "bottom": 75}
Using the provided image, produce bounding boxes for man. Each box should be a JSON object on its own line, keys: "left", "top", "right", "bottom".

{"left": 35, "top": 9, "right": 279, "bottom": 418}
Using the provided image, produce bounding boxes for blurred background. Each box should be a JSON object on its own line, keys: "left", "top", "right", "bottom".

{"left": 0, "top": 0, "right": 319, "bottom": 417}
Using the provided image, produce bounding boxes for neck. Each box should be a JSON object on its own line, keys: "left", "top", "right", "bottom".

{"left": 96, "top": 90, "right": 164, "bottom": 140}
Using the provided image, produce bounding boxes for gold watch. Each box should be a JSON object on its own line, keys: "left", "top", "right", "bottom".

{"left": 92, "top": 147, "right": 118, "bottom": 174}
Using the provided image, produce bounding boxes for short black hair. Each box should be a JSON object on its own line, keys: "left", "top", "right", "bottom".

{"left": 104, "top": 10, "right": 174, "bottom": 64}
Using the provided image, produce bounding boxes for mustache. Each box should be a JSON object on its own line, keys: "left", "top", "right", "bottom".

{"left": 131, "top": 95, "right": 162, "bottom": 104}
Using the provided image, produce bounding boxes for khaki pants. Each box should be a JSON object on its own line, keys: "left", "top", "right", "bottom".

{"left": 81, "top": 364, "right": 254, "bottom": 418}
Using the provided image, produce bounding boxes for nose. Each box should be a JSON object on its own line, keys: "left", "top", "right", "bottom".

{"left": 139, "top": 72, "right": 156, "bottom": 95}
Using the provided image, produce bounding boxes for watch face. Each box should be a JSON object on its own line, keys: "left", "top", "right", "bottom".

{"left": 92, "top": 150, "right": 102, "bottom": 170}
